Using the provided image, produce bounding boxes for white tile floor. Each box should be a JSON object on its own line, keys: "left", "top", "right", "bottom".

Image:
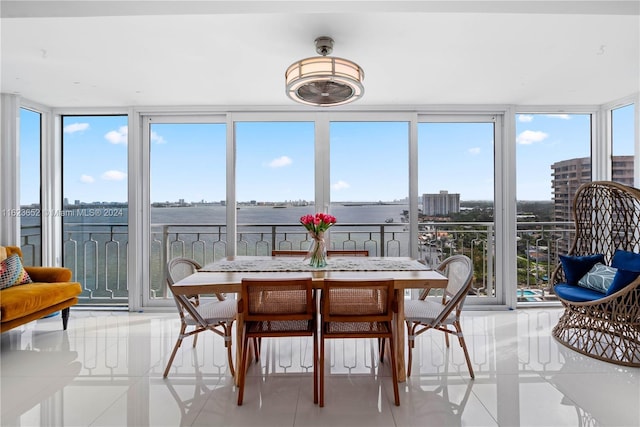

{"left": 1, "top": 307, "right": 638, "bottom": 427}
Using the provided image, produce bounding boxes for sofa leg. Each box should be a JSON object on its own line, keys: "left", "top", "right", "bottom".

{"left": 62, "top": 307, "right": 70, "bottom": 330}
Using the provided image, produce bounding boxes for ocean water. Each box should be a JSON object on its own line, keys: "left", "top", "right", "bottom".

{"left": 151, "top": 203, "right": 409, "bottom": 225}
{"left": 19, "top": 203, "right": 409, "bottom": 228}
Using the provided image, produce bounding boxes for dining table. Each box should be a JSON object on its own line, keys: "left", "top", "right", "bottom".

{"left": 170, "top": 255, "right": 448, "bottom": 383}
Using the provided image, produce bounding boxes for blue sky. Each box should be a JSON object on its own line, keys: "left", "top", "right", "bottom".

{"left": 19, "top": 106, "right": 635, "bottom": 205}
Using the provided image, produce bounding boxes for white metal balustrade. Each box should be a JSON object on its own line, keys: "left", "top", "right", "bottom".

{"left": 20, "top": 221, "right": 573, "bottom": 305}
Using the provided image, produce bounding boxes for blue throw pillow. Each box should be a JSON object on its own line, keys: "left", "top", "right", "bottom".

{"left": 577, "top": 263, "right": 616, "bottom": 293}
{"left": 606, "top": 269, "right": 640, "bottom": 296}
{"left": 611, "top": 249, "right": 640, "bottom": 272}
{"left": 559, "top": 254, "right": 605, "bottom": 285}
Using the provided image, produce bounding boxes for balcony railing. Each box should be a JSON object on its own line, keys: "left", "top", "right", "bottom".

{"left": 21, "top": 221, "right": 574, "bottom": 305}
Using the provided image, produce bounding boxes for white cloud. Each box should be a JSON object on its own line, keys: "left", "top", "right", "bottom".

{"left": 517, "top": 130, "right": 549, "bottom": 145}
{"left": 80, "top": 174, "right": 95, "bottom": 183}
{"left": 518, "top": 115, "right": 533, "bottom": 123}
{"left": 545, "top": 114, "right": 570, "bottom": 120}
{"left": 64, "top": 123, "right": 90, "bottom": 133}
{"left": 101, "top": 170, "right": 127, "bottom": 181}
{"left": 268, "top": 156, "right": 292, "bottom": 168}
{"left": 151, "top": 131, "right": 166, "bottom": 144}
{"left": 104, "top": 126, "right": 128, "bottom": 144}
{"left": 332, "top": 180, "right": 350, "bottom": 190}
{"left": 468, "top": 147, "right": 481, "bottom": 155}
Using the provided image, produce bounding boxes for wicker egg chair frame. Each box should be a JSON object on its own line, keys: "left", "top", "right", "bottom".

{"left": 550, "top": 181, "right": 640, "bottom": 367}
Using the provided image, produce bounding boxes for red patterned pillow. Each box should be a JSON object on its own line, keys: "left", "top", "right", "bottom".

{"left": 0, "top": 254, "right": 33, "bottom": 289}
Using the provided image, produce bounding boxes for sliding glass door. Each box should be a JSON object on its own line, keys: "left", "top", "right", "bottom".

{"left": 418, "top": 117, "right": 498, "bottom": 303}
{"left": 146, "top": 117, "right": 227, "bottom": 303}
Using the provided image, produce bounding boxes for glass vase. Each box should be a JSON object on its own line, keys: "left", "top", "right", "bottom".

{"left": 306, "top": 231, "right": 327, "bottom": 268}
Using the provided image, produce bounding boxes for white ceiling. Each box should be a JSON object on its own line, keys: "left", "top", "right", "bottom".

{"left": 1, "top": 0, "right": 639, "bottom": 109}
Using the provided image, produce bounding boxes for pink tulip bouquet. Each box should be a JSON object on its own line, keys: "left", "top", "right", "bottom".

{"left": 300, "top": 213, "right": 337, "bottom": 267}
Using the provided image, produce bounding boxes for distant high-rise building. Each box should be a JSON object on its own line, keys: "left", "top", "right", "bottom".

{"left": 422, "top": 190, "right": 460, "bottom": 216}
{"left": 551, "top": 156, "right": 635, "bottom": 222}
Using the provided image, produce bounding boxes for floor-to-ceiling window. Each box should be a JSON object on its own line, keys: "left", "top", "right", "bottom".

{"left": 22, "top": 104, "right": 632, "bottom": 310}
{"left": 235, "top": 121, "right": 315, "bottom": 254}
{"left": 515, "top": 112, "right": 593, "bottom": 303}
{"left": 19, "top": 108, "right": 42, "bottom": 265}
{"left": 62, "top": 115, "right": 128, "bottom": 306}
{"left": 329, "top": 121, "right": 409, "bottom": 256}
{"left": 147, "top": 118, "right": 226, "bottom": 303}
{"left": 418, "top": 118, "right": 497, "bottom": 301}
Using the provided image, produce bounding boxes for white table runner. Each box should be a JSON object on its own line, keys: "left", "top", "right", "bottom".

{"left": 199, "top": 257, "right": 429, "bottom": 272}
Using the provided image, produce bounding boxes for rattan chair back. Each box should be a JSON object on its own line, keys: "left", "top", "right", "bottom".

{"left": 570, "top": 180, "right": 640, "bottom": 264}
{"left": 241, "top": 277, "right": 314, "bottom": 322}
{"left": 432, "top": 255, "right": 474, "bottom": 325}
{"left": 322, "top": 279, "right": 393, "bottom": 324}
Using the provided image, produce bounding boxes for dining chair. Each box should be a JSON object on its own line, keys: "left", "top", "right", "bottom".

{"left": 271, "top": 249, "right": 369, "bottom": 257}
{"left": 163, "top": 257, "right": 237, "bottom": 378}
{"left": 404, "top": 254, "right": 475, "bottom": 378}
{"left": 236, "top": 277, "right": 318, "bottom": 405}
{"left": 319, "top": 278, "right": 399, "bottom": 407}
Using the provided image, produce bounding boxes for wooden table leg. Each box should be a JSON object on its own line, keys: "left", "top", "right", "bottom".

{"left": 394, "top": 289, "right": 407, "bottom": 383}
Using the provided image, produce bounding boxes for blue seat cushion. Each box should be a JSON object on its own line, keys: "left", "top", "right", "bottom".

{"left": 554, "top": 283, "right": 605, "bottom": 302}
{"left": 559, "top": 254, "right": 605, "bottom": 285}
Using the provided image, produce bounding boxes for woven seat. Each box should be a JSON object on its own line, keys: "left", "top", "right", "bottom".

{"left": 320, "top": 279, "right": 399, "bottom": 407}
{"left": 404, "top": 254, "right": 474, "bottom": 378}
{"left": 163, "top": 258, "right": 237, "bottom": 378}
{"left": 236, "top": 277, "right": 317, "bottom": 405}
{"left": 550, "top": 181, "right": 640, "bottom": 367}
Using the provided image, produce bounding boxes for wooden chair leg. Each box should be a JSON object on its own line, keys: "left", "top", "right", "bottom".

{"left": 319, "top": 333, "right": 325, "bottom": 407}
{"left": 388, "top": 333, "right": 400, "bottom": 406}
{"left": 225, "top": 334, "right": 236, "bottom": 378}
{"left": 237, "top": 332, "right": 250, "bottom": 405}
{"left": 163, "top": 324, "right": 187, "bottom": 378}
{"left": 454, "top": 321, "right": 474, "bottom": 379}
{"left": 313, "top": 332, "right": 318, "bottom": 404}
{"left": 406, "top": 322, "right": 415, "bottom": 377}
{"left": 253, "top": 337, "right": 261, "bottom": 361}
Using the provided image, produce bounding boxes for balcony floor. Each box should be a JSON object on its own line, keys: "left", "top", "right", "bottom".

{"left": 1, "top": 307, "right": 638, "bottom": 426}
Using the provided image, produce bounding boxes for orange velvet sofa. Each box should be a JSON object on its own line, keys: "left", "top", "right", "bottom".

{"left": 1, "top": 246, "right": 82, "bottom": 333}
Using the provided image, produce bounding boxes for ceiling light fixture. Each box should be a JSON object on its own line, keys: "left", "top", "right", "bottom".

{"left": 285, "top": 36, "right": 364, "bottom": 107}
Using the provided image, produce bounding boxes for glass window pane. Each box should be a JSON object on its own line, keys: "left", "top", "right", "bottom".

{"left": 235, "top": 121, "right": 314, "bottom": 255}
{"left": 515, "top": 113, "right": 592, "bottom": 303}
{"left": 330, "top": 121, "right": 409, "bottom": 257}
{"left": 611, "top": 104, "right": 635, "bottom": 186}
{"left": 19, "top": 108, "right": 42, "bottom": 265}
{"left": 418, "top": 121, "right": 495, "bottom": 299}
{"left": 150, "top": 122, "right": 226, "bottom": 299}
{"left": 62, "top": 115, "right": 128, "bottom": 306}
